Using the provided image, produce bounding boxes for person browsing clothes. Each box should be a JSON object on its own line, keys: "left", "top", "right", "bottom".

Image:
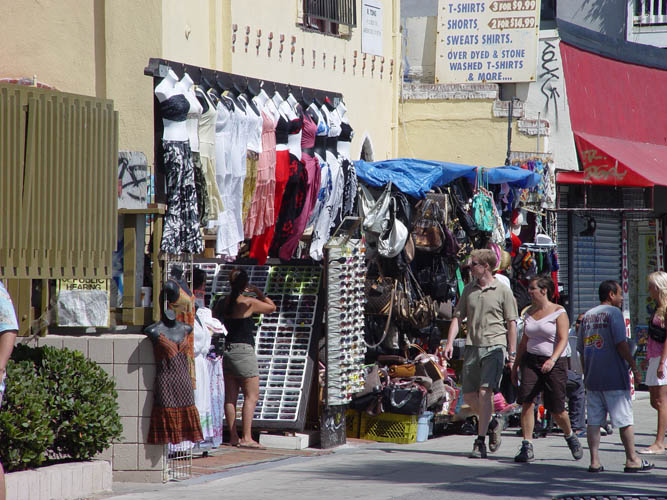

{"left": 213, "top": 269, "right": 275, "bottom": 449}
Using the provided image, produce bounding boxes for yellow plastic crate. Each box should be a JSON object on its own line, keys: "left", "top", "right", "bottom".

{"left": 360, "top": 412, "right": 418, "bottom": 444}
{"left": 346, "top": 409, "right": 361, "bottom": 438}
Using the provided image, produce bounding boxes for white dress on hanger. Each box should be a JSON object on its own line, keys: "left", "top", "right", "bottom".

{"left": 309, "top": 107, "right": 344, "bottom": 260}
{"left": 214, "top": 100, "right": 242, "bottom": 255}
{"left": 193, "top": 307, "right": 213, "bottom": 442}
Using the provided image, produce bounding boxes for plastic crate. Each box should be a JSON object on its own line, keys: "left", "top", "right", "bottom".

{"left": 346, "top": 409, "right": 361, "bottom": 438}
{"left": 360, "top": 412, "right": 418, "bottom": 444}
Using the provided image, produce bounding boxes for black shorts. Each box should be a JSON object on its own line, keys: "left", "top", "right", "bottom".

{"left": 517, "top": 352, "right": 568, "bottom": 413}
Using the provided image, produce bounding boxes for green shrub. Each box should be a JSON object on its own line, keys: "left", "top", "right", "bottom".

{"left": 2, "top": 344, "right": 122, "bottom": 469}
{"left": 0, "top": 360, "right": 55, "bottom": 471}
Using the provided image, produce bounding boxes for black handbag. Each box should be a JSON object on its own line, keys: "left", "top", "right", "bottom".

{"left": 432, "top": 258, "right": 457, "bottom": 302}
{"left": 449, "top": 181, "right": 480, "bottom": 239}
{"left": 648, "top": 314, "right": 666, "bottom": 343}
{"left": 382, "top": 383, "right": 427, "bottom": 415}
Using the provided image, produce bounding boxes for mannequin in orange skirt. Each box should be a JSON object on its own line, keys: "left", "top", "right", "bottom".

{"left": 145, "top": 285, "right": 203, "bottom": 445}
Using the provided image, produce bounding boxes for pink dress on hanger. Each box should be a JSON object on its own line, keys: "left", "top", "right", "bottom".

{"left": 278, "top": 112, "right": 321, "bottom": 261}
{"left": 245, "top": 110, "right": 276, "bottom": 238}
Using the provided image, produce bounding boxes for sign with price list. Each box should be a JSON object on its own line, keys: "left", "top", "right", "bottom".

{"left": 435, "top": 0, "right": 540, "bottom": 84}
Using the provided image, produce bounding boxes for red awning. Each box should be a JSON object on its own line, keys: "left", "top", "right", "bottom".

{"left": 558, "top": 43, "right": 667, "bottom": 187}
{"left": 556, "top": 132, "right": 667, "bottom": 187}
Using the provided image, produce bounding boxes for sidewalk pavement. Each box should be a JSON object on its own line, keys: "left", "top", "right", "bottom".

{"left": 103, "top": 391, "right": 666, "bottom": 500}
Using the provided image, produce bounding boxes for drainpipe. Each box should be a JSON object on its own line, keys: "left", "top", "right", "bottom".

{"left": 391, "top": 0, "right": 401, "bottom": 157}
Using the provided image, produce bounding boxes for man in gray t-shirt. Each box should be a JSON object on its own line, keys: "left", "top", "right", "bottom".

{"left": 577, "top": 280, "right": 652, "bottom": 473}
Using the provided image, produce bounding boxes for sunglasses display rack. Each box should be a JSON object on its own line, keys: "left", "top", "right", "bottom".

{"left": 209, "top": 263, "right": 322, "bottom": 429}
{"left": 325, "top": 238, "right": 367, "bottom": 405}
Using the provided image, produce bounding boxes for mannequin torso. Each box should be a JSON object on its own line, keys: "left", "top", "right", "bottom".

{"left": 144, "top": 315, "right": 192, "bottom": 345}
{"left": 155, "top": 70, "right": 189, "bottom": 142}
{"left": 177, "top": 74, "right": 203, "bottom": 152}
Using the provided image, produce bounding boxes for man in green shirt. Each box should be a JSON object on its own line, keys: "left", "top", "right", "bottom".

{"left": 445, "top": 249, "right": 518, "bottom": 458}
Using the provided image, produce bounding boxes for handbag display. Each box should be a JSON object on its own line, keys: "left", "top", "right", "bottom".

{"left": 388, "top": 363, "right": 417, "bottom": 378}
{"left": 378, "top": 197, "right": 409, "bottom": 258}
{"left": 412, "top": 199, "right": 445, "bottom": 253}
{"left": 472, "top": 168, "right": 496, "bottom": 233}
{"left": 431, "top": 257, "right": 457, "bottom": 302}
{"left": 382, "top": 383, "right": 427, "bottom": 415}
{"left": 426, "top": 378, "right": 447, "bottom": 409}
{"left": 365, "top": 276, "right": 395, "bottom": 315}
{"left": 648, "top": 314, "right": 666, "bottom": 343}
{"left": 450, "top": 181, "right": 480, "bottom": 240}
{"left": 359, "top": 182, "right": 393, "bottom": 237}
{"left": 405, "top": 268, "right": 436, "bottom": 330}
{"left": 409, "top": 343, "right": 446, "bottom": 381}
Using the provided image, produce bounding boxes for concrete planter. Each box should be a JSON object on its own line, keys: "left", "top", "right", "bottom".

{"left": 5, "top": 460, "right": 112, "bottom": 500}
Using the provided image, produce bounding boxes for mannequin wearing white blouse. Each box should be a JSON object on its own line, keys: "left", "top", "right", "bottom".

{"left": 177, "top": 73, "right": 203, "bottom": 152}
{"left": 154, "top": 69, "right": 189, "bottom": 142}
{"left": 253, "top": 89, "right": 280, "bottom": 124}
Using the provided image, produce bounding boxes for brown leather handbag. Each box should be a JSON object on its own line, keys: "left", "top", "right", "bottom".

{"left": 388, "top": 363, "right": 417, "bottom": 378}
{"left": 365, "top": 276, "right": 395, "bottom": 315}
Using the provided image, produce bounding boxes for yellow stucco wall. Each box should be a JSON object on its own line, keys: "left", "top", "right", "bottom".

{"left": 105, "top": 0, "right": 163, "bottom": 159}
{"left": 0, "top": 0, "right": 97, "bottom": 96}
{"left": 1, "top": 0, "right": 400, "bottom": 165}
{"left": 399, "top": 99, "right": 537, "bottom": 166}
{"left": 229, "top": 0, "right": 400, "bottom": 160}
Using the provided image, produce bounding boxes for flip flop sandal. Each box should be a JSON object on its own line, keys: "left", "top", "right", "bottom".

{"left": 638, "top": 448, "right": 665, "bottom": 455}
{"left": 238, "top": 443, "right": 267, "bottom": 450}
{"left": 587, "top": 466, "right": 604, "bottom": 473}
{"left": 624, "top": 459, "right": 654, "bottom": 473}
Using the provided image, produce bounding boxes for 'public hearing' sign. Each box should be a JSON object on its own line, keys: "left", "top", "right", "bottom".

{"left": 435, "top": 0, "right": 540, "bottom": 84}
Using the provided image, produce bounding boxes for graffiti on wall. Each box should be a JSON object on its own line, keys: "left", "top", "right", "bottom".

{"left": 539, "top": 39, "right": 561, "bottom": 117}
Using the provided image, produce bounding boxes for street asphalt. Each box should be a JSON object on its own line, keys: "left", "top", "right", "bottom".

{"left": 106, "top": 392, "right": 666, "bottom": 500}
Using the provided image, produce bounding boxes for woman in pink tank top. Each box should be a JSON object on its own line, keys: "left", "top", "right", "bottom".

{"left": 511, "top": 275, "right": 583, "bottom": 463}
{"left": 638, "top": 271, "right": 667, "bottom": 455}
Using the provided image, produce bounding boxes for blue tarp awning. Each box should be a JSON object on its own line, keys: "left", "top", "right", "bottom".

{"left": 354, "top": 159, "right": 541, "bottom": 199}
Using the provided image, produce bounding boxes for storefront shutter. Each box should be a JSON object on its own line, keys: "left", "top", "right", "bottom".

{"left": 556, "top": 212, "right": 569, "bottom": 292}
{"left": 570, "top": 216, "right": 622, "bottom": 317}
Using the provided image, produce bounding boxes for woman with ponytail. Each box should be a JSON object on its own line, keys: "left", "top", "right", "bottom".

{"left": 639, "top": 271, "right": 667, "bottom": 455}
{"left": 213, "top": 269, "right": 275, "bottom": 448}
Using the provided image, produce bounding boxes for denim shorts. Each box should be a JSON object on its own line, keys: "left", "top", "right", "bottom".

{"left": 586, "top": 389, "right": 633, "bottom": 428}
{"left": 462, "top": 345, "right": 505, "bottom": 394}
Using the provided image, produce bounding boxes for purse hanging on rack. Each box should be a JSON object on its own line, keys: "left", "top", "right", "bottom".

{"left": 412, "top": 198, "right": 445, "bottom": 253}
{"left": 377, "top": 196, "right": 409, "bottom": 259}
{"left": 405, "top": 268, "right": 436, "bottom": 330}
{"left": 472, "top": 168, "right": 496, "bottom": 234}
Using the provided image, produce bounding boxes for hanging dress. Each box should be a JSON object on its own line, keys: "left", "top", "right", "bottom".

{"left": 240, "top": 96, "right": 263, "bottom": 223}
{"left": 184, "top": 85, "right": 208, "bottom": 226}
{"left": 269, "top": 113, "right": 307, "bottom": 258}
{"left": 159, "top": 94, "right": 203, "bottom": 255}
{"left": 214, "top": 99, "right": 242, "bottom": 256}
{"left": 197, "top": 88, "right": 224, "bottom": 224}
{"left": 338, "top": 121, "right": 358, "bottom": 218}
{"left": 309, "top": 108, "right": 344, "bottom": 261}
{"left": 278, "top": 112, "right": 322, "bottom": 261}
{"left": 245, "top": 110, "right": 276, "bottom": 238}
{"left": 193, "top": 308, "right": 213, "bottom": 442}
{"left": 249, "top": 113, "right": 293, "bottom": 265}
{"left": 147, "top": 328, "right": 203, "bottom": 445}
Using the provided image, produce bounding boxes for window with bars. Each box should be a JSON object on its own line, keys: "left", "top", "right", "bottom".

{"left": 633, "top": 0, "right": 667, "bottom": 26}
{"left": 302, "top": 0, "right": 357, "bottom": 35}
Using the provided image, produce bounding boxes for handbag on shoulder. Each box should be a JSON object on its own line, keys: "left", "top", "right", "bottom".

{"left": 648, "top": 313, "right": 666, "bottom": 343}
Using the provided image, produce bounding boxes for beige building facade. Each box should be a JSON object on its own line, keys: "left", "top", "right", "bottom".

{"left": 2, "top": 0, "right": 400, "bottom": 166}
